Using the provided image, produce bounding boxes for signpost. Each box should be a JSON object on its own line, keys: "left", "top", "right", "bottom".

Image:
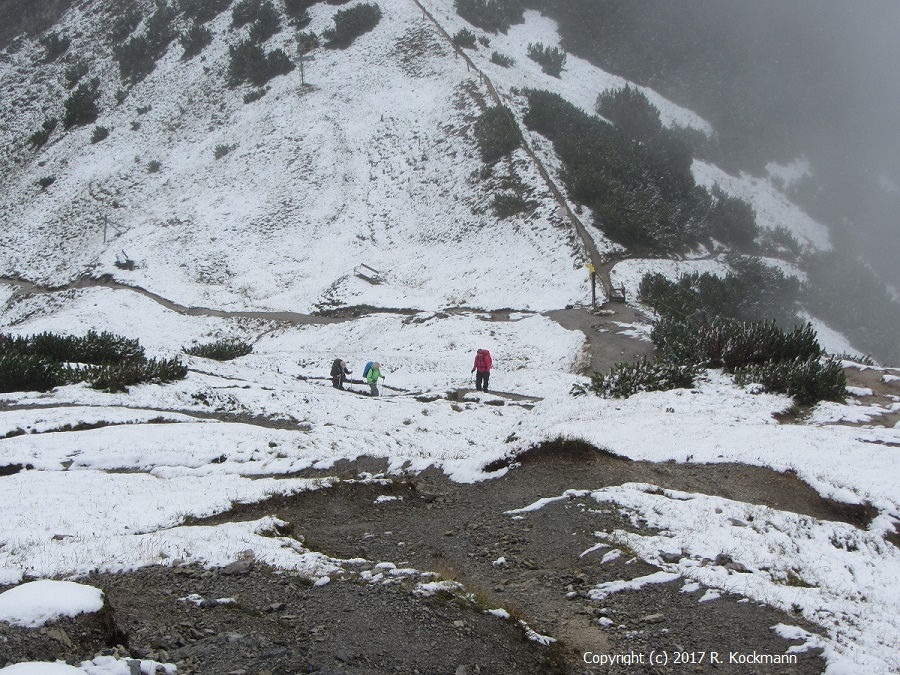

{"left": 292, "top": 53, "right": 315, "bottom": 85}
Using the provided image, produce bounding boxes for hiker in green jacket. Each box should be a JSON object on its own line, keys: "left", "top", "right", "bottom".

{"left": 366, "top": 362, "right": 383, "bottom": 396}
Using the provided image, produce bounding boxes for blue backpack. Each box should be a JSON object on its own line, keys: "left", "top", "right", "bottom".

{"left": 362, "top": 361, "right": 374, "bottom": 378}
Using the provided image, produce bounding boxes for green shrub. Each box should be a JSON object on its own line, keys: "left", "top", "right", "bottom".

{"left": 145, "top": 3, "right": 178, "bottom": 56}
{"left": 452, "top": 28, "right": 477, "bottom": 49}
{"left": 708, "top": 185, "right": 758, "bottom": 250}
{"left": 0, "top": 354, "right": 63, "bottom": 393}
{"left": 0, "top": 331, "right": 185, "bottom": 393}
{"left": 137, "top": 104, "right": 152, "bottom": 115}
{"left": 87, "top": 357, "right": 187, "bottom": 393}
{"left": 473, "top": 105, "right": 519, "bottom": 163}
{"left": 39, "top": 32, "right": 70, "bottom": 62}
{"left": 523, "top": 89, "right": 709, "bottom": 254}
{"left": 64, "top": 60, "right": 89, "bottom": 88}
{"left": 455, "top": 0, "right": 522, "bottom": 34}
{"left": 284, "top": 0, "right": 315, "bottom": 24}
{"left": 107, "top": 9, "right": 143, "bottom": 44}
{"left": 249, "top": 1, "right": 282, "bottom": 42}
{"left": 228, "top": 39, "right": 294, "bottom": 86}
{"left": 180, "top": 0, "right": 232, "bottom": 23}
{"left": 63, "top": 77, "right": 101, "bottom": 129}
{"left": 214, "top": 143, "right": 236, "bottom": 158}
{"left": 322, "top": 3, "right": 382, "bottom": 47}
{"left": 232, "top": 0, "right": 263, "bottom": 28}
{"left": 147, "top": 160, "right": 162, "bottom": 173}
{"left": 596, "top": 85, "right": 661, "bottom": 144}
{"left": 115, "top": 88, "right": 129, "bottom": 105}
{"left": 180, "top": 22, "right": 213, "bottom": 58}
{"left": 2, "top": 330, "right": 144, "bottom": 365}
{"left": 28, "top": 118, "right": 58, "bottom": 149}
{"left": 526, "top": 42, "right": 565, "bottom": 76}
{"left": 759, "top": 225, "right": 802, "bottom": 260}
{"left": 114, "top": 36, "right": 157, "bottom": 83}
{"left": 91, "top": 126, "right": 110, "bottom": 143}
{"left": 492, "top": 192, "right": 536, "bottom": 219}
{"left": 575, "top": 359, "right": 698, "bottom": 399}
{"left": 295, "top": 31, "right": 320, "bottom": 52}
{"left": 490, "top": 50, "right": 513, "bottom": 67}
{"left": 652, "top": 317, "right": 822, "bottom": 370}
{"left": 478, "top": 36, "right": 490, "bottom": 47}
{"left": 734, "top": 357, "right": 846, "bottom": 405}
{"left": 37, "top": 176, "right": 56, "bottom": 189}
{"left": 639, "top": 256, "right": 802, "bottom": 326}
{"left": 184, "top": 339, "right": 253, "bottom": 361}
{"left": 243, "top": 87, "right": 269, "bottom": 103}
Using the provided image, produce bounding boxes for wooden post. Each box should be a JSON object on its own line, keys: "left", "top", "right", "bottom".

{"left": 585, "top": 262, "right": 596, "bottom": 308}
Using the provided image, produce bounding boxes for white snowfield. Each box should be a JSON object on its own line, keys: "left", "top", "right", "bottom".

{"left": 0, "top": 0, "right": 895, "bottom": 673}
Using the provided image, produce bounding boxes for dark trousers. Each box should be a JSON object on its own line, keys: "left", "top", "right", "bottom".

{"left": 332, "top": 375, "right": 345, "bottom": 389}
{"left": 475, "top": 371, "right": 490, "bottom": 392}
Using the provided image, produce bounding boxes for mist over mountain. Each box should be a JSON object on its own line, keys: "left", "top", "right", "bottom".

{"left": 534, "top": 0, "right": 900, "bottom": 291}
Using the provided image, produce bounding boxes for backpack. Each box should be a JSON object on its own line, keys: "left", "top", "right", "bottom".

{"left": 362, "top": 361, "right": 374, "bottom": 378}
{"left": 481, "top": 349, "right": 492, "bottom": 369}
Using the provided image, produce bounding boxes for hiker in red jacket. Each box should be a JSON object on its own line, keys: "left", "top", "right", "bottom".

{"left": 471, "top": 348, "right": 492, "bottom": 392}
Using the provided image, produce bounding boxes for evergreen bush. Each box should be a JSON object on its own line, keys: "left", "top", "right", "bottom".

{"left": 321, "top": 3, "right": 382, "bottom": 47}
{"left": 523, "top": 89, "right": 709, "bottom": 253}
{"left": 490, "top": 51, "right": 513, "bottom": 67}
{"left": 39, "top": 32, "right": 70, "bottom": 62}
{"left": 184, "top": 339, "right": 253, "bottom": 360}
{"left": 147, "top": 160, "right": 162, "bottom": 173}
{"left": 180, "top": 22, "right": 213, "bottom": 58}
{"left": 144, "top": 3, "right": 178, "bottom": 56}
{"left": 63, "top": 77, "right": 101, "bottom": 129}
{"left": 91, "top": 125, "right": 110, "bottom": 143}
{"left": 87, "top": 357, "right": 187, "bottom": 393}
{"left": 233, "top": 0, "right": 263, "bottom": 28}
{"left": 295, "top": 31, "right": 320, "bottom": 53}
{"left": 243, "top": 87, "right": 268, "bottom": 103}
{"left": 228, "top": 39, "right": 294, "bottom": 86}
{"left": 492, "top": 192, "right": 537, "bottom": 219}
{"left": 596, "top": 85, "right": 662, "bottom": 144}
{"left": 2, "top": 330, "right": 144, "bottom": 365}
{"left": 249, "top": 2, "right": 282, "bottom": 43}
{"left": 28, "top": 118, "right": 58, "bottom": 149}
{"left": 114, "top": 36, "right": 157, "bottom": 83}
{"left": 214, "top": 143, "right": 236, "bottom": 158}
{"left": 107, "top": 9, "right": 143, "bottom": 44}
{"left": 575, "top": 359, "right": 698, "bottom": 399}
{"left": 473, "top": 105, "right": 519, "bottom": 163}
{"left": 759, "top": 225, "right": 802, "bottom": 259}
{"left": 37, "top": 176, "right": 56, "bottom": 189}
{"left": 180, "top": 0, "right": 232, "bottom": 23}
{"left": 734, "top": 356, "right": 846, "bottom": 405}
{"left": 0, "top": 354, "right": 61, "bottom": 393}
{"left": 454, "top": 0, "right": 522, "bottom": 34}
{"left": 708, "top": 185, "right": 758, "bottom": 250}
{"left": 284, "top": 0, "right": 315, "bottom": 25}
{"left": 452, "top": 28, "right": 477, "bottom": 49}
{"left": 64, "top": 60, "right": 89, "bottom": 88}
{"left": 526, "top": 42, "right": 565, "bottom": 76}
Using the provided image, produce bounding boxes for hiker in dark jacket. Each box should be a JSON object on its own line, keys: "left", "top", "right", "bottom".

{"left": 471, "top": 348, "right": 492, "bottom": 392}
{"left": 330, "top": 359, "right": 350, "bottom": 389}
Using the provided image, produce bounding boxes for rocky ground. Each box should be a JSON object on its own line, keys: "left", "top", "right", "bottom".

{"left": 1, "top": 441, "right": 871, "bottom": 674}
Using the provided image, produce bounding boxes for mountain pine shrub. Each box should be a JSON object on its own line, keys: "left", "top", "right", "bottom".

{"left": 734, "top": 356, "right": 845, "bottom": 405}
{"left": 243, "top": 87, "right": 269, "bottom": 103}
{"left": 180, "top": 0, "right": 232, "bottom": 23}
{"left": 574, "top": 359, "right": 698, "bottom": 399}
{"left": 321, "top": 3, "right": 382, "bottom": 47}
{"left": 37, "top": 176, "right": 56, "bottom": 189}
{"left": 2, "top": 330, "right": 144, "bottom": 365}
{"left": 63, "top": 77, "right": 101, "bottom": 128}
{"left": 147, "top": 160, "right": 162, "bottom": 173}
{"left": 114, "top": 36, "right": 157, "bottom": 83}
{"left": 454, "top": 0, "right": 522, "bottom": 34}
{"left": 526, "top": 42, "right": 565, "bottom": 76}
{"left": 228, "top": 39, "right": 294, "bottom": 86}
{"left": 452, "top": 28, "right": 477, "bottom": 49}
{"left": 708, "top": 185, "right": 758, "bottom": 250}
{"left": 145, "top": 3, "right": 178, "bottom": 56}
{"left": 180, "top": 22, "right": 213, "bottom": 58}
{"left": 490, "top": 51, "right": 513, "bottom": 67}
{"left": 91, "top": 125, "right": 110, "bottom": 143}
{"left": 28, "top": 118, "right": 58, "bottom": 149}
{"left": 759, "top": 225, "right": 802, "bottom": 260}
{"left": 492, "top": 192, "right": 536, "bottom": 218}
{"left": 596, "top": 85, "right": 662, "bottom": 144}
{"left": 86, "top": 357, "right": 187, "bottom": 393}
{"left": 233, "top": 0, "right": 263, "bottom": 28}
{"left": 107, "top": 9, "right": 143, "bottom": 44}
{"left": 295, "top": 31, "right": 320, "bottom": 52}
{"left": 249, "top": 2, "right": 282, "bottom": 43}
{"left": 284, "top": 0, "right": 315, "bottom": 25}
{"left": 184, "top": 339, "right": 253, "bottom": 360}
{"left": 0, "top": 353, "right": 62, "bottom": 393}
{"left": 64, "top": 60, "right": 89, "bottom": 88}
{"left": 39, "top": 32, "right": 70, "bottom": 62}
{"left": 473, "top": 105, "right": 519, "bottom": 163}
{"left": 214, "top": 143, "right": 236, "bottom": 158}
{"left": 523, "top": 89, "right": 709, "bottom": 253}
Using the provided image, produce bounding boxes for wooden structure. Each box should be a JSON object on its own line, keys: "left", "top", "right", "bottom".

{"left": 354, "top": 264, "right": 384, "bottom": 284}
